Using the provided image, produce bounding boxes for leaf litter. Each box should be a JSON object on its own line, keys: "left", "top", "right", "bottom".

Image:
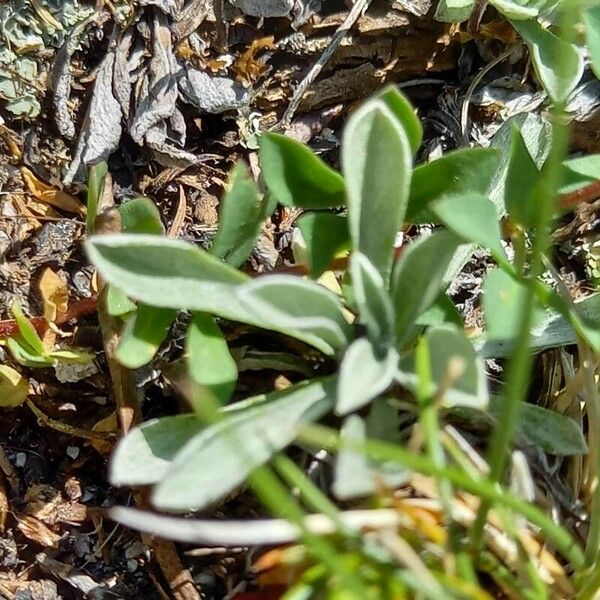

{"left": 1, "top": 0, "right": 600, "bottom": 598}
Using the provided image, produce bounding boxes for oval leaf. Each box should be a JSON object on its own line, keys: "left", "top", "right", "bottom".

{"left": 392, "top": 231, "right": 462, "bottom": 348}
{"left": 0, "top": 365, "right": 28, "bottom": 408}
{"left": 211, "top": 162, "right": 264, "bottom": 267}
{"left": 511, "top": 19, "right": 584, "bottom": 103}
{"left": 397, "top": 324, "right": 488, "bottom": 409}
{"left": 236, "top": 275, "right": 352, "bottom": 353}
{"left": 259, "top": 133, "right": 345, "bottom": 208}
{"left": 186, "top": 313, "right": 238, "bottom": 405}
{"left": 376, "top": 85, "right": 422, "bottom": 155}
{"left": 116, "top": 305, "right": 176, "bottom": 368}
{"left": 342, "top": 99, "right": 412, "bottom": 282}
{"left": 408, "top": 148, "right": 501, "bottom": 224}
{"left": 335, "top": 338, "right": 398, "bottom": 415}
{"left": 432, "top": 193, "right": 505, "bottom": 259}
{"left": 152, "top": 378, "right": 336, "bottom": 511}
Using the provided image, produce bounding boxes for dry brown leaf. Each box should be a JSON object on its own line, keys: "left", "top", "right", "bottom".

{"left": 39, "top": 268, "right": 69, "bottom": 323}
{"left": 233, "top": 36, "right": 275, "bottom": 86}
{"left": 16, "top": 514, "right": 61, "bottom": 548}
{"left": 21, "top": 167, "right": 86, "bottom": 216}
{"left": 90, "top": 412, "right": 118, "bottom": 455}
{"left": 0, "top": 124, "right": 22, "bottom": 159}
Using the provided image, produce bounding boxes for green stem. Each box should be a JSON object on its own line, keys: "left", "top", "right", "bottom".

{"left": 415, "top": 338, "right": 476, "bottom": 583}
{"left": 299, "top": 424, "right": 585, "bottom": 569}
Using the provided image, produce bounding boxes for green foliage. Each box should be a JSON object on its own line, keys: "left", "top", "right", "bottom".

{"left": 211, "top": 162, "right": 264, "bottom": 267}
{"left": 584, "top": 6, "right": 600, "bottom": 81}
{"left": 87, "top": 80, "right": 597, "bottom": 596}
{"left": 407, "top": 149, "right": 500, "bottom": 224}
{"left": 260, "top": 132, "right": 345, "bottom": 208}
{"left": 6, "top": 302, "right": 93, "bottom": 368}
{"left": 296, "top": 213, "right": 349, "bottom": 278}
{"left": 342, "top": 98, "right": 412, "bottom": 282}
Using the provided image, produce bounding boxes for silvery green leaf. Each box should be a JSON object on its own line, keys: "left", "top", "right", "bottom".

{"left": 351, "top": 253, "right": 395, "bottom": 347}
{"left": 236, "top": 275, "right": 352, "bottom": 353}
{"left": 512, "top": 19, "right": 584, "bottom": 103}
{"left": 110, "top": 414, "right": 205, "bottom": 486}
{"left": 391, "top": 231, "right": 461, "bottom": 348}
{"left": 87, "top": 235, "right": 340, "bottom": 354}
{"left": 152, "top": 378, "right": 335, "bottom": 511}
{"left": 336, "top": 338, "right": 398, "bottom": 415}
{"left": 333, "top": 415, "right": 409, "bottom": 500}
{"left": 342, "top": 98, "right": 412, "bottom": 283}
{"left": 397, "top": 324, "right": 488, "bottom": 409}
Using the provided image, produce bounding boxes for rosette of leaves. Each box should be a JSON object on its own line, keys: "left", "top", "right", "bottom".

{"left": 87, "top": 86, "right": 590, "bottom": 512}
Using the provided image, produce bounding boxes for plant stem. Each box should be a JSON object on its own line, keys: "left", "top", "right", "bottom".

{"left": 415, "top": 338, "right": 476, "bottom": 583}
{"left": 299, "top": 424, "right": 585, "bottom": 568}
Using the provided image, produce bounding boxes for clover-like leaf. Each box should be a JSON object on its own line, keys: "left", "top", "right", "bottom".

{"left": 336, "top": 338, "right": 398, "bottom": 415}
{"left": 392, "top": 231, "right": 462, "bottom": 348}
{"left": 259, "top": 133, "right": 345, "bottom": 208}
{"left": 511, "top": 19, "right": 584, "bottom": 103}
{"left": 397, "top": 324, "right": 488, "bottom": 409}
{"left": 186, "top": 313, "right": 238, "bottom": 406}
{"left": 342, "top": 98, "right": 412, "bottom": 283}
{"left": 152, "top": 378, "right": 335, "bottom": 511}
{"left": 211, "top": 162, "right": 264, "bottom": 267}
{"left": 116, "top": 305, "right": 176, "bottom": 369}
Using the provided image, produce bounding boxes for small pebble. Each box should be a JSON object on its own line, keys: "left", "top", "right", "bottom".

{"left": 127, "top": 559, "right": 138, "bottom": 572}
{"left": 15, "top": 452, "right": 26, "bottom": 468}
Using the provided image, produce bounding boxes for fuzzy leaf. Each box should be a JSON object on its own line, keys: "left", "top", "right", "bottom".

{"left": 407, "top": 149, "right": 501, "bottom": 223}
{"left": 211, "top": 162, "right": 264, "bottom": 267}
{"left": 110, "top": 415, "right": 205, "bottom": 486}
{"left": 259, "top": 133, "right": 345, "bottom": 208}
{"left": 342, "top": 99, "right": 412, "bottom": 282}
{"left": 88, "top": 235, "right": 343, "bottom": 354}
{"left": 116, "top": 305, "right": 176, "bottom": 368}
{"left": 350, "top": 253, "right": 395, "bottom": 347}
{"left": 397, "top": 324, "right": 488, "bottom": 409}
{"left": 511, "top": 19, "right": 584, "bottom": 103}
{"left": 186, "top": 313, "right": 238, "bottom": 406}
{"left": 376, "top": 85, "right": 422, "bottom": 155}
{"left": 11, "top": 302, "right": 45, "bottom": 356}
{"left": 490, "top": 0, "right": 538, "bottom": 20}
{"left": 336, "top": 338, "right": 398, "bottom": 415}
{"left": 333, "top": 415, "right": 409, "bottom": 500}
{"left": 236, "top": 275, "right": 352, "bottom": 353}
{"left": 391, "top": 231, "right": 462, "bottom": 348}
{"left": 152, "top": 378, "right": 335, "bottom": 511}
